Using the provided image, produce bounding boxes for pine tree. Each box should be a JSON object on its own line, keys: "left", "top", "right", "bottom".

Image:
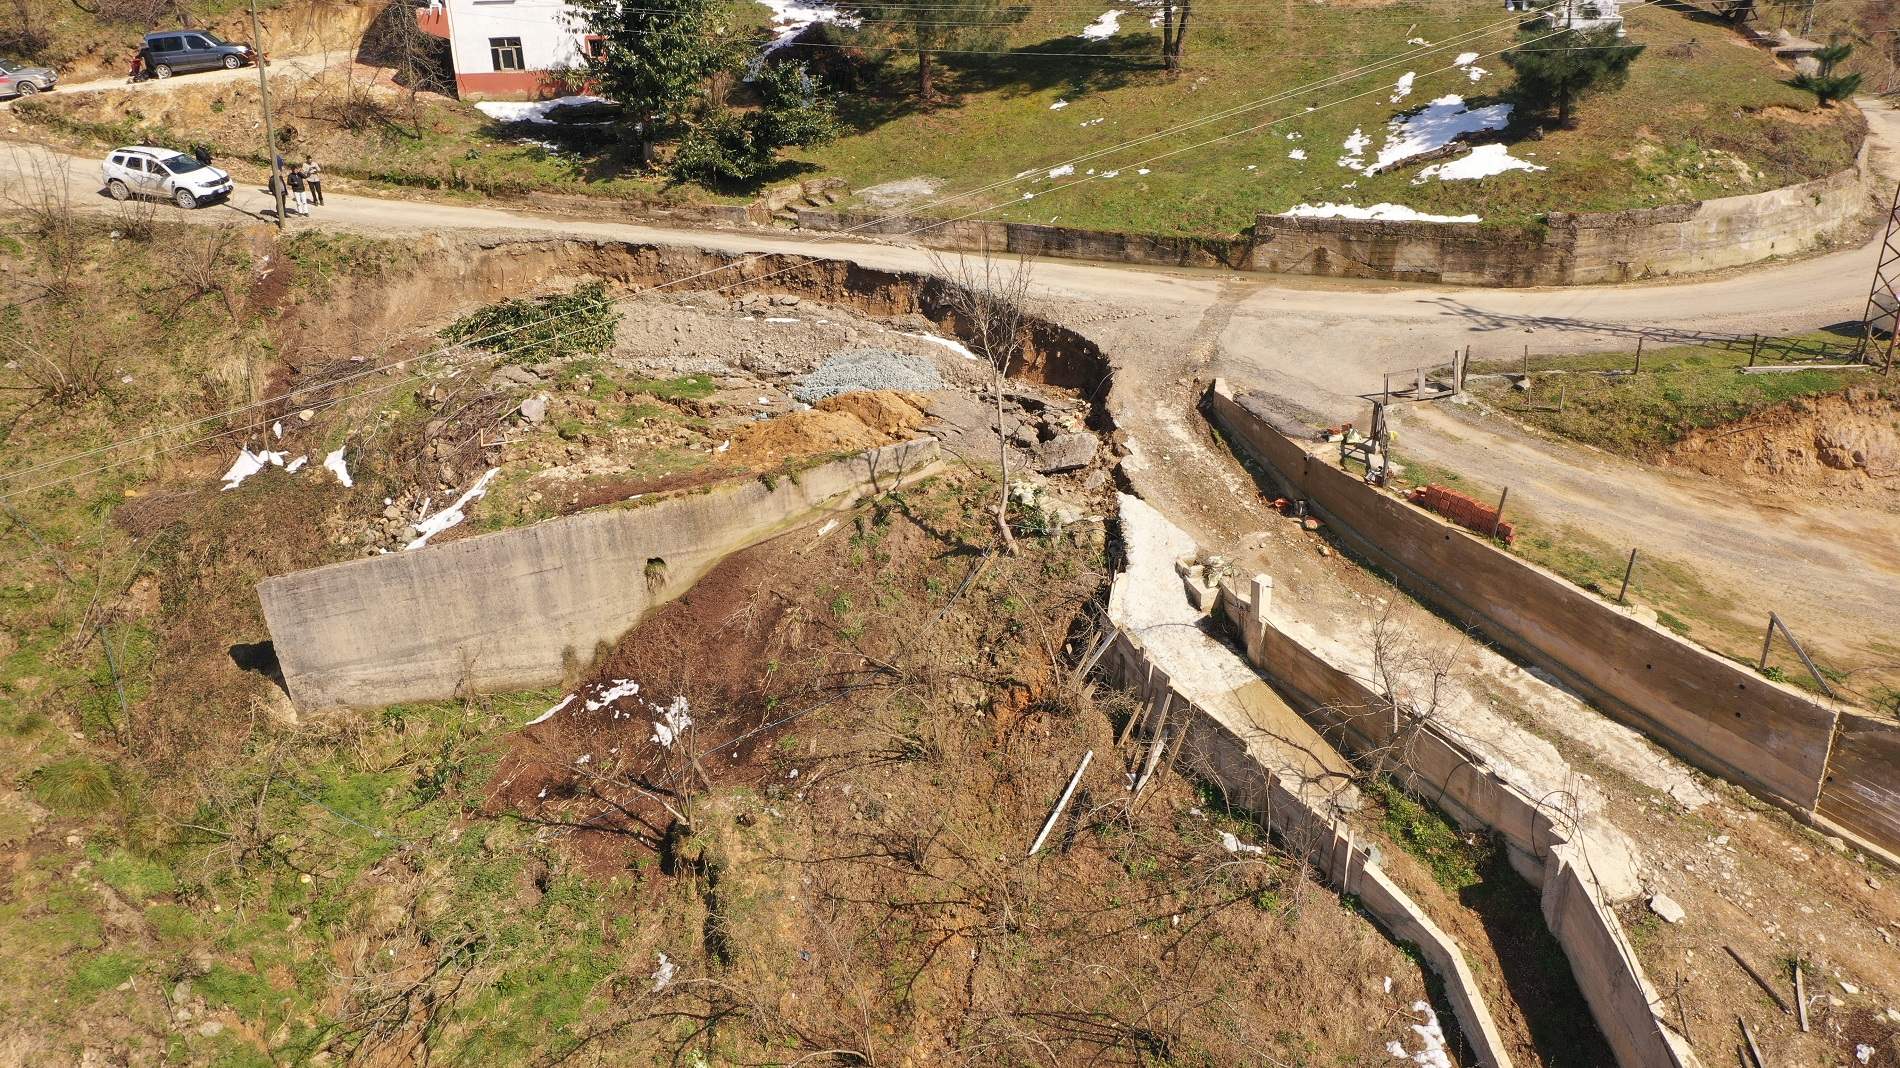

{"left": 576, "top": 0, "right": 747, "bottom": 148}
{"left": 842, "top": 0, "right": 1029, "bottom": 100}
{"left": 1793, "top": 43, "right": 1862, "bottom": 108}
{"left": 1501, "top": 26, "right": 1644, "bottom": 128}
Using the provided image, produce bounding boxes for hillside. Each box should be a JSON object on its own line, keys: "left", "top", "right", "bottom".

{"left": 10, "top": 0, "right": 1868, "bottom": 236}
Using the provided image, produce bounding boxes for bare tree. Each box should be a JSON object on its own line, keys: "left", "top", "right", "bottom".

{"left": 1360, "top": 605, "right": 1462, "bottom": 787}
{"left": 1160, "top": 0, "right": 1192, "bottom": 74}
{"left": 930, "top": 243, "right": 1035, "bottom": 555}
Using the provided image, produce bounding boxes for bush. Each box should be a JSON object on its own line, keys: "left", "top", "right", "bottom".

{"left": 668, "top": 62, "right": 839, "bottom": 186}
{"left": 441, "top": 281, "right": 622, "bottom": 363}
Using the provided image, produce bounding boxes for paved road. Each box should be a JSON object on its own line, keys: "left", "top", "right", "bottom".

{"left": 2, "top": 101, "right": 1896, "bottom": 668}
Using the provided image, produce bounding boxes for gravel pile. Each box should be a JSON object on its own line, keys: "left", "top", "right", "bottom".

{"left": 792, "top": 348, "right": 945, "bottom": 403}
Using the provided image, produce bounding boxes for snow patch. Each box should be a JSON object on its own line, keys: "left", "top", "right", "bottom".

{"left": 474, "top": 95, "right": 610, "bottom": 125}
{"left": 586, "top": 679, "right": 641, "bottom": 712}
{"left": 753, "top": 0, "right": 858, "bottom": 70}
{"left": 284, "top": 455, "right": 307, "bottom": 474}
{"left": 765, "top": 316, "right": 800, "bottom": 323}
{"left": 1453, "top": 51, "right": 1480, "bottom": 66}
{"left": 1414, "top": 142, "right": 1545, "bottom": 182}
{"left": 1395, "top": 1002, "right": 1454, "bottom": 1068}
{"left": 323, "top": 447, "right": 353, "bottom": 488}
{"left": 650, "top": 696, "right": 693, "bottom": 748}
{"left": 1338, "top": 127, "right": 1371, "bottom": 169}
{"left": 526, "top": 693, "right": 577, "bottom": 726}
{"left": 1288, "top": 148, "right": 1306, "bottom": 161}
{"left": 901, "top": 330, "right": 980, "bottom": 360}
{"left": 1371, "top": 95, "right": 1513, "bottom": 174}
{"left": 1048, "top": 163, "right": 1075, "bottom": 179}
{"left": 404, "top": 468, "right": 500, "bottom": 550}
{"left": 1219, "top": 831, "right": 1265, "bottom": 855}
{"left": 1049, "top": 99, "right": 1070, "bottom": 110}
{"left": 1079, "top": 9, "right": 1123, "bottom": 39}
{"left": 1280, "top": 202, "right": 1480, "bottom": 223}
{"left": 1389, "top": 71, "right": 1416, "bottom": 103}
{"left": 651, "top": 952, "right": 676, "bottom": 992}
{"left": 219, "top": 447, "right": 287, "bottom": 491}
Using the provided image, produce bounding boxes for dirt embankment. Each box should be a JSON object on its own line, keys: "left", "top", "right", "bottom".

{"left": 1662, "top": 384, "right": 1900, "bottom": 508}
{"left": 28, "top": 0, "right": 384, "bottom": 81}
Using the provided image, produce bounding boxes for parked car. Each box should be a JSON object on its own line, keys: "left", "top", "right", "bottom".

{"left": 140, "top": 31, "right": 257, "bottom": 79}
{"left": 102, "top": 146, "right": 234, "bottom": 209}
{"left": 0, "top": 58, "right": 58, "bottom": 98}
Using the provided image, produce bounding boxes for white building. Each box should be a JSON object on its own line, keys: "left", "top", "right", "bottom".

{"left": 1506, "top": 0, "right": 1625, "bottom": 35}
{"left": 417, "top": 0, "right": 593, "bottom": 99}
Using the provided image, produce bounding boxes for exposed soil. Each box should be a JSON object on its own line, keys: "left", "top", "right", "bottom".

{"left": 1661, "top": 384, "right": 1900, "bottom": 508}
{"left": 476, "top": 476, "right": 1453, "bottom": 1064}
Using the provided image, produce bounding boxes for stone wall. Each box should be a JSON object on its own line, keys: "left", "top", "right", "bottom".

{"left": 1251, "top": 140, "right": 1873, "bottom": 286}
{"left": 794, "top": 138, "right": 1869, "bottom": 287}
{"left": 258, "top": 441, "right": 938, "bottom": 713}
{"left": 1203, "top": 380, "right": 1900, "bottom": 866}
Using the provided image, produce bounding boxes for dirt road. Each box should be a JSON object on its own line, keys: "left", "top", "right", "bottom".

{"left": 0, "top": 53, "right": 339, "bottom": 108}
{"left": 2, "top": 99, "right": 1897, "bottom": 674}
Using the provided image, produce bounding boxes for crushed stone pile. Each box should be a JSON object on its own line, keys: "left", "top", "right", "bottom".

{"left": 792, "top": 348, "right": 944, "bottom": 403}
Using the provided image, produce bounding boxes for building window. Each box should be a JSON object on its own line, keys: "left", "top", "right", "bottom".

{"left": 585, "top": 35, "right": 607, "bottom": 62}
{"left": 489, "top": 36, "right": 525, "bottom": 71}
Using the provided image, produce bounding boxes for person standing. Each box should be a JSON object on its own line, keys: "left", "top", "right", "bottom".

{"left": 287, "top": 164, "right": 310, "bottom": 217}
{"left": 267, "top": 168, "right": 288, "bottom": 218}
{"left": 127, "top": 49, "right": 145, "bottom": 84}
{"left": 192, "top": 144, "right": 212, "bottom": 167}
{"left": 303, "top": 155, "right": 324, "bottom": 206}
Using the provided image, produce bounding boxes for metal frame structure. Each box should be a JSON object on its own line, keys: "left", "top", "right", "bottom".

{"left": 1860, "top": 179, "right": 1900, "bottom": 373}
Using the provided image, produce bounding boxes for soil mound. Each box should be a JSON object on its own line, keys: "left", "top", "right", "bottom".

{"left": 725, "top": 408, "right": 889, "bottom": 467}
{"left": 1662, "top": 385, "right": 1900, "bottom": 507}
{"left": 814, "top": 390, "right": 931, "bottom": 436}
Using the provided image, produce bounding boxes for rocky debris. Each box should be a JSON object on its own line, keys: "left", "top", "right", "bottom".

{"left": 793, "top": 348, "right": 945, "bottom": 403}
{"left": 1648, "top": 893, "right": 1686, "bottom": 924}
{"left": 1034, "top": 433, "right": 1098, "bottom": 473}
{"left": 492, "top": 364, "right": 543, "bottom": 388}
{"left": 518, "top": 393, "right": 550, "bottom": 425}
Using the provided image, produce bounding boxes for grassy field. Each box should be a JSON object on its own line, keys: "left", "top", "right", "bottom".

{"left": 13, "top": 0, "right": 1867, "bottom": 234}
{"left": 1466, "top": 333, "right": 1878, "bottom": 456}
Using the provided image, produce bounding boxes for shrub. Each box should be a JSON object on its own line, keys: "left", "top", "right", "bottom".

{"left": 441, "top": 281, "right": 622, "bottom": 363}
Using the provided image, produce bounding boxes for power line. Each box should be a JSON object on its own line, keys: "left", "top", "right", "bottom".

{"left": 2, "top": 1, "right": 1671, "bottom": 504}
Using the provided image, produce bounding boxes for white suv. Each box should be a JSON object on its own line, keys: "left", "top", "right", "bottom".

{"left": 101, "top": 146, "right": 234, "bottom": 209}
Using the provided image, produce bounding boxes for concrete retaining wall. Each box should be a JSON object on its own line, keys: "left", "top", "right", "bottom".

{"left": 1204, "top": 381, "right": 1900, "bottom": 865}
{"left": 1251, "top": 140, "right": 1871, "bottom": 286}
{"left": 794, "top": 139, "right": 1867, "bottom": 287}
{"left": 1096, "top": 623, "right": 1517, "bottom": 1068}
{"left": 1212, "top": 579, "right": 1694, "bottom": 1068}
{"left": 258, "top": 441, "right": 938, "bottom": 712}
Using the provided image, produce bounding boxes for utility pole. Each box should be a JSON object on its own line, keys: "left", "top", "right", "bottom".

{"left": 1858, "top": 180, "right": 1900, "bottom": 373}
{"left": 250, "top": 0, "right": 285, "bottom": 227}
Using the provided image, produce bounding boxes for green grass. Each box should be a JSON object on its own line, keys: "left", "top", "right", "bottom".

{"left": 13, "top": 0, "right": 1861, "bottom": 236}
{"left": 1372, "top": 779, "right": 1489, "bottom": 892}
{"left": 1469, "top": 334, "right": 1877, "bottom": 455}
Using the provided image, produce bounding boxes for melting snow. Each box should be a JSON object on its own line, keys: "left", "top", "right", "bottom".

{"left": 526, "top": 693, "right": 577, "bottom": 726}
{"left": 1136, "top": 167, "right": 1150, "bottom": 175}
{"left": 586, "top": 679, "right": 641, "bottom": 711}
{"left": 284, "top": 455, "right": 307, "bottom": 474}
{"left": 902, "top": 330, "right": 979, "bottom": 360}
{"left": 272, "top": 420, "right": 283, "bottom": 439}
{"left": 651, "top": 952, "right": 676, "bottom": 992}
{"left": 1219, "top": 831, "right": 1265, "bottom": 855}
{"left": 1101, "top": 169, "right": 1120, "bottom": 178}
{"left": 650, "top": 696, "right": 693, "bottom": 748}
{"left": 1079, "top": 117, "right": 1104, "bottom": 127}
{"left": 474, "top": 95, "right": 610, "bottom": 125}
{"left": 1338, "top": 127, "right": 1371, "bottom": 169}
{"left": 1049, "top": 99, "right": 1070, "bottom": 110}
{"left": 765, "top": 316, "right": 799, "bottom": 323}
{"left": 1394, "top": 1002, "right": 1454, "bottom": 1068}
{"left": 219, "top": 447, "right": 288, "bottom": 491}
{"left": 1415, "top": 142, "right": 1545, "bottom": 182}
{"left": 1453, "top": 51, "right": 1480, "bottom": 65}
{"left": 1389, "top": 72, "right": 1416, "bottom": 103}
{"left": 1048, "top": 163, "right": 1075, "bottom": 179}
{"left": 752, "top": 0, "right": 858, "bottom": 71}
{"left": 1355, "top": 95, "right": 1514, "bottom": 175}
{"left": 817, "top": 518, "right": 839, "bottom": 536}
{"left": 1079, "top": 10, "right": 1123, "bottom": 39}
{"left": 323, "top": 447, "right": 353, "bottom": 488}
{"left": 1288, "top": 149, "right": 1307, "bottom": 160}
{"left": 404, "top": 468, "right": 500, "bottom": 550}
{"left": 1280, "top": 202, "right": 1480, "bottom": 223}
{"left": 1406, "top": 36, "right": 1429, "bottom": 45}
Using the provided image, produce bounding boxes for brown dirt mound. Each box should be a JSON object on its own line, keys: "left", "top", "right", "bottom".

{"left": 724, "top": 408, "right": 890, "bottom": 467}
{"left": 813, "top": 389, "right": 931, "bottom": 435}
{"left": 1662, "top": 385, "right": 1900, "bottom": 506}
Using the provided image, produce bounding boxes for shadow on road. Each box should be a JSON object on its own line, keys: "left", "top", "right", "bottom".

{"left": 1421, "top": 296, "right": 1868, "bottom": 361}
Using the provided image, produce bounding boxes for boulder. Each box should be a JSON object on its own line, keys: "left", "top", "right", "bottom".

{"left": 519, "top": 393, "right": 550, "bottom": 425}
{"left": 1034, "top": 433, "right": 1098, "bottom": 473}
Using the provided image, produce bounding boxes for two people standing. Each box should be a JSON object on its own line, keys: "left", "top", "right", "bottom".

{"left": 267, "top": 155, "right": 325, "bottom": 218}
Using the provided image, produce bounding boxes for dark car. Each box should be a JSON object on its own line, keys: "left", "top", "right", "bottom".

{"left": 140, "top": 31, "right": 257, "bottom": 79}
{"left": 0, "top": 57, "right": 58, "bottom": 98}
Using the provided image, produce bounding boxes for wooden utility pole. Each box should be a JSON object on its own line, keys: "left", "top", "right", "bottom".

{"left": 1618, "top": 548, "right": 1638, "bottom": 604}
{"left": 250, "top": 0, "right": 285, "bottom": 227}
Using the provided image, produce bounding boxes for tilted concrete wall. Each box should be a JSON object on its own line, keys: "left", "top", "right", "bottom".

{"left": 792, "top": 210, "right": 1256, "bottom": 271}
{"left": 258, "top": 441, "right": 938, "bottom": 712}
{"left": 1096, "top": 624, "right": 1517, "bottom": 1068}
{"left": 1205, "top": 381, "right": 1900, "bottom": 867}
{"left": 1251, "top": 140, "right": 1872, "bottom": 287}
{"left": 1213, "top": 579, "right": 1695, "bottom": 1068}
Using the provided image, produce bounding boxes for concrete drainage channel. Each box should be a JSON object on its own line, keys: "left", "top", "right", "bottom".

{"left": 1102, "top": 493, "right": 1697, "bottom": 1068}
